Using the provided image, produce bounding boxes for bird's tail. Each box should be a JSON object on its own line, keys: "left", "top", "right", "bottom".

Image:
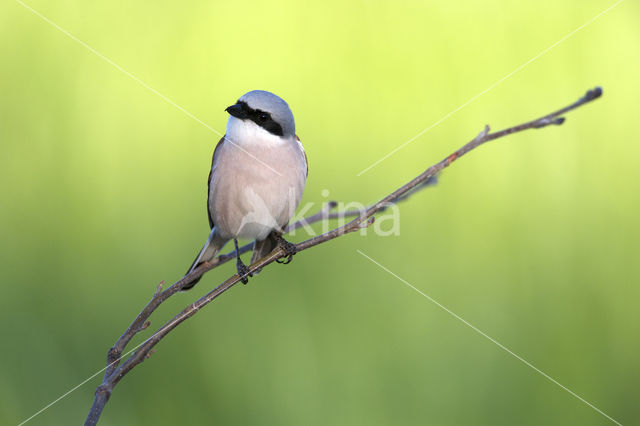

{"left": 250, "top": 232, "right": 279, "bottom": 274}
{"left": 183, "top": 228, "right": 228, "bottom": 290}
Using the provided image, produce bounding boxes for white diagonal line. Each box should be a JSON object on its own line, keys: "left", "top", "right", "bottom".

{"left": 18, "top": 367, "right": 111, "bottom": 426}
{"left": 357, "top": 0, "right": 625, "bottom": 176}
{"left": 15, "top": 0, "right": 282, "bottom": 176}
{"left": 18, "top": 282, "right": 212, "bottom": 425}
{"left": 356, "top": 249, "right": 622, "bottom": 425}
{"left": 17, "top": 333, "right": 152, "bottom": 425}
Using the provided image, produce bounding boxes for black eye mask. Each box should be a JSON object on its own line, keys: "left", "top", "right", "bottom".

{"left": 232, "top": 100, "right": 284, "bottom": 137}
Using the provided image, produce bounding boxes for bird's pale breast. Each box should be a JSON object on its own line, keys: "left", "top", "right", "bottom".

{"left": 208, "top": 137, "right": 306, "bottom": 241}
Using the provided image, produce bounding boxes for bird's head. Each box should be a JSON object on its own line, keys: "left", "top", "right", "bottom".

{"left": 225, "top": 90, "right": 295, "bottom": 141}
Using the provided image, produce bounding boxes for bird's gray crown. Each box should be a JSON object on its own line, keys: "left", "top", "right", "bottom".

{"left": 235, "top": 90, "right": 295, "bottom": 138}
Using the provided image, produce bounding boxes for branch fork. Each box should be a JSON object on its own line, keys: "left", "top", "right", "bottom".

{"left": 85, "top": 87, "right": 602, "bottom": 426}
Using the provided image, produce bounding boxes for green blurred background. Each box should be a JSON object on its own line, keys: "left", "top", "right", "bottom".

{"left": 1, "top": 0, "right": 639, "bottom": 424}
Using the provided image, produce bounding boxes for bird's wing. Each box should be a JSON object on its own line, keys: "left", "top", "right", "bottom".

{"left": 207, "top": 136, "right": 226, "bottom": 229}
{"left": 295, "top": 134, "right": 308, "bottom": 178}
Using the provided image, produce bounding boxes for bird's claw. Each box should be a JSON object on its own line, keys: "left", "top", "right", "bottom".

{"left": 236, "top": 262, "right": 252, "bottom": 285}
{"left": 276, "top": 237, "right": 297, "bottom": 265}
{"left": 276, "top": 256, "right": 293, "bottom": 265}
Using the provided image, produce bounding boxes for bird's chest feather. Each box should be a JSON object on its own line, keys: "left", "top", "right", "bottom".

{"left": 208, "top": 138, "right": 306, "bottom": 238}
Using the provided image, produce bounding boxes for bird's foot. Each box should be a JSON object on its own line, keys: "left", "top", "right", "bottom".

{"left": 275, "top": 236, "right": 297, "bottom": 265}
{"left": 236, "top": 260, "right": 252, "bottom": 285}
{"left": 234, "top": 238, "right": 252, "bottom": 284}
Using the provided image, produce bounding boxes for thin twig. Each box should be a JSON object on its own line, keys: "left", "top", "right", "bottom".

{"left": 85, "top": 87, "right": 602, "bottom": 426}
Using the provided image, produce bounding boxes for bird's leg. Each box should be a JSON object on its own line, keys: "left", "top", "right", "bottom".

{"left": 274, "top": 233, "right": 297, "bottom": 265}
{"left": 234, "top": 239, "right": 251, "bottom": 284}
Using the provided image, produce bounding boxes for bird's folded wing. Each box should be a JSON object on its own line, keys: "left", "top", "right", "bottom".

{"left": 207, "top": 136, "right": 227, "bottom": 229}
{"left": 295, "top": 134, "right": 308, "bottom": 178}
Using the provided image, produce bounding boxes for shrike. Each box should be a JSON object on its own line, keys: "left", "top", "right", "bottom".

{"left": 184, "top": 90, "right": 307, "bottom": 289}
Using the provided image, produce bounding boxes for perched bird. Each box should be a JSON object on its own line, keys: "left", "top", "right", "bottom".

{"left": 184, "top": 90, "right": 307, "bottom": 289}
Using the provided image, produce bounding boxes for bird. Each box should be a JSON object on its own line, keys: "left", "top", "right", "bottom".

{"left": 184, "top": 90, "right": 308, "bottom": 289}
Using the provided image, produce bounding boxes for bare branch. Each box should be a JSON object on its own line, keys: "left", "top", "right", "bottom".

{"left": 85, "top": 87, "right": 602, "bottom": 426}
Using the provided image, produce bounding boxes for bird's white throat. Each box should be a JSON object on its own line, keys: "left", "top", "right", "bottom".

{"left": 225, "top": 116, "right": 288, "bottom": 147}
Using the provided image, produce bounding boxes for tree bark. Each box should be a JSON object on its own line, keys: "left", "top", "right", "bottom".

{"left": 85, "top": 87, "right": 602, "bottom": 426}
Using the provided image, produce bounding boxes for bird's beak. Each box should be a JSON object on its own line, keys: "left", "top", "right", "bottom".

{"left": 225, "top": 103, "right": 248, "bottom": 119}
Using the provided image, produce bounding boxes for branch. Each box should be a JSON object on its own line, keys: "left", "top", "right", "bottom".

{"left": 85, "top": 87, "right": 602, "bottom": 425}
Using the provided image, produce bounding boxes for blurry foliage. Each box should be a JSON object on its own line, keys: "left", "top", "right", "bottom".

{"left": 1, "top": 0, "right": 639, "bottom": 425}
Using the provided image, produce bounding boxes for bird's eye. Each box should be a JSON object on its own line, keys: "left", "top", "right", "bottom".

{"left": 258, "top": 113, "right": 268, "bottom": 122}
